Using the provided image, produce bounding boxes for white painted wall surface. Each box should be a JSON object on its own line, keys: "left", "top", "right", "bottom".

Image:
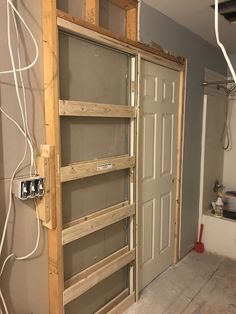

{"left": 202, "top": 214, "right": 236, "bottom": 260}
{"left": 200, "top": 67, "right": 236, "bottom": 261}
{"left": 223, "top": 97, "right": 236, "bottom": 190}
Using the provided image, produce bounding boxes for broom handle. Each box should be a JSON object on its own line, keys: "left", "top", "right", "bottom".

{"left": 199, "top": 224, "right": 204, "bottom": 243}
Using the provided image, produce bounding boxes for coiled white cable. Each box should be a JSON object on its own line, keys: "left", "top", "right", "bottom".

{"left": 214, "top": 0, "right": 236, "bottom": 83}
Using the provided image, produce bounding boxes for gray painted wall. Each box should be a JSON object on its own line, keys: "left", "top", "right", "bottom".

{"left": 0, "top": 1, "right": 48, "bottom": 313}
{"left": 140, "top": 2, "right": 227, "bottom": 256}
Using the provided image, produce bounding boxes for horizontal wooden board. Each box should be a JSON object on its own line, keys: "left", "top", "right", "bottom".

{"left": 95, "top": 289, "right": 129, "bottom": 314}
{"left": 59, "top": 100, "right": 136, "bottom": 118}
{"left": 110, "top": 0, "right": 137, "bottom": 10}
{"left": 62, "top": 202, "right": 135, "bottom": 245}
{"left": 63, "top": 247, "right": 135, "bottom": 305}
{"left": 61, "top": 155, "right": 135, "bottom": 182}
{"left": 108, "top": 293, "right": 135, "bottom": 313}
{"left": 63, "top": 201, "right": 129, "bottom": 227}
{"left": 64, "top": 247, "right": 129, "bottom": 289}
{"left": 57, "top": 11, "right": 185, "bottom": 68}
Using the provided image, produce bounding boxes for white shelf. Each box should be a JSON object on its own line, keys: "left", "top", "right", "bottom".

{"left": 203, "top": 209, "right": 236, "bottom": 224}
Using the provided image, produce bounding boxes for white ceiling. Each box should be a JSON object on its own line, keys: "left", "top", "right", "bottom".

{"left": 143, "top": 0, "right": 236, "bottom": 53}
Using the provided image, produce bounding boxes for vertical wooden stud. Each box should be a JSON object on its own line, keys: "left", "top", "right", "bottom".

{"left": 42, "top": 0, "right": 64, "bottom": 313}
{"left": 85, "top": 0, "right": 100, "bottom": 26}
{"left": 135, "top": 54, "right": 141, "bottom": 301}
{"left": 36, "top": 145, "right": 56, "bottom": 228}
{"left": 126, "top": 7, "right": 137, "bottom": 41}
{"left": 129, "top": 57, "right": 136, "bottom": 295}
{"left": 174, "top": 61, "right": 186, "bottom": 263}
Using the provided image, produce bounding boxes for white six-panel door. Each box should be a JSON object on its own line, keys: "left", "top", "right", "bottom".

{"left": 140, "top": 60, "right": 180, "bottom": 290}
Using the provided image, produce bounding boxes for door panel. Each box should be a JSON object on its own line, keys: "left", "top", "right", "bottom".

{"left": 160, "top": 192, "right": 171, "bottom": 252}
{"left": 142, "top": 199, "right": 155, "bottom": 265}
{"left": 140, "top": 60, "right": 180, "bottom": 290}
{"left": 142, "top": 114, "right": 157, "bottom": 180}
{"left": 161, "top": 113, "right": 174, "bottom": 175}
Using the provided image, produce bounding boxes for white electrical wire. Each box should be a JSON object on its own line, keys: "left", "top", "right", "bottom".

{"left": 0, "top": 1, "right": 40, "bottom": 313}
{"left": 0, "top": 202, "right": 41, "bottom": 279}
{"left": 6, "top": 1, "right": 32, "bottom": 168}
{"left": 0, "top": 0, "right": 39, "bottom": 75}
{"left": 0, "top": 289, "right": 8, "bottom": 314}
{"left": 214, "top": 0, "right": 236, "bottom": 83}
{"left": 0, "top": 0, "right": 29, "bottom": 259}
{"left": 12, "top": 6, "right": 36, "bottom": 176}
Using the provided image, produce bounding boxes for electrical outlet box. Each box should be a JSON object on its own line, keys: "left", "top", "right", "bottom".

{"left": 13, "top": 176, "right": 45, "bottom": 200}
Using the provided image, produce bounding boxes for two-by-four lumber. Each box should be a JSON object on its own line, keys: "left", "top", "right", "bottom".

{"left": 61, "top": 155, "right": 135, "bottom": 183}
{"left": 63, "top": 247, "right": 135, "bottom": 305}
{"left": 110, "top": 0, "right": 137, "bottom": 10}
{"left": 64, "top": 247, "right": 128, "bottom": 290}
{"left": 84, "top": 0, "right": 137, "bottom": 40}
{"left": 59, "top": 100, "right": 136, "bottom": 118}
{"left": 36, "top": 145, "right": 56, "bottom": 228}
{"left": 95, "top": 289, "right": 129, "bottom": 314}
{"left": 57, "top": 12, "right": 185, "bottom": 67}
{"left": 42, "top": 0, "right": 63, "bottom": 313}
{"left": 85, "top": 0, "right": 99, "bottom": 26}
{"left": 126, "top": 8, "right": 137, "bottom": 41}
{"left": 108, "top": 293, "right": 135, "bottom": 314}
{"left": 62, "top": 202, "right": 135, "bottom": 245}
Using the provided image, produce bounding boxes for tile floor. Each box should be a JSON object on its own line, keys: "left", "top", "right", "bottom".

{"left": 125, "top": 251, "right": 236, "bottom": 314}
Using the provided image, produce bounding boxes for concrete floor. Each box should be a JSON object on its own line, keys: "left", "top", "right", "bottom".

{"left": 125, "top": 251, "right": 236, "bottom": 314}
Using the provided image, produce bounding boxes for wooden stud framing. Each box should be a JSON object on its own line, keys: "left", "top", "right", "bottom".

{"left": 36, "top": 145, "right": 56, "bottom": 228}
{"left": 57, "top": 11, "right": 185, "bottom": 68}
{"left": 85, "top": 0, "right": 99, "bottom": 26}
{"left": 135, "top": 54, "right": 141, "bottom": 301}
{"left": 42, "top": 0, "right": 63, "bottom": 313}
{"left": 59, "top": 100, "right": 136, "bottom": 118}
{"left": 84, "top": 0, "right": 137, "bottom": 40}
{"left": 42, "top": 1, "right": 185, "bottom": 311}
{"left": 110, "top": 0, "right": 137, "bottom": 10}
{"left": 62, "top": 202, "right": 135, "bottom": 245}
{"left": 107, "top": 293, "right": 135, "bottom": 314}
{"left": 63, "top": 248, "right": 135, "bottom": 305}
{"left": 129, "top": 57, "right": 136, "bottom": 295}
{"left": 126, "top": 8, "right": 137, "bottom": 41}
{"left": 174, "top": 62, "right": 187, "bottom": 263}
{"left": 64, "top": 246, "right": 128, "bottom": 290}
{"left": 61, "top": 155, "right": 135, "bottom": 183}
